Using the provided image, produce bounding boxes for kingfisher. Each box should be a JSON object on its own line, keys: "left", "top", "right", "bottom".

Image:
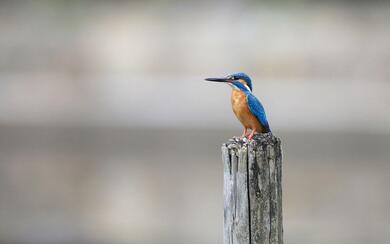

{"left": 205, "top": 72, "right": 271, "bottom": 140}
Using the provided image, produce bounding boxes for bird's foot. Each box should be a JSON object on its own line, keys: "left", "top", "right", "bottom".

{"left": 239, "top": 129, "right": 247, "bottom": 140}
{"left": 247, "top": 130, "right": 256, "bottom": 140}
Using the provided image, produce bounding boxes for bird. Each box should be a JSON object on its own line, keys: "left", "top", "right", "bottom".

{"left": 205, "top": 72, "right": 271, "bottom": 140}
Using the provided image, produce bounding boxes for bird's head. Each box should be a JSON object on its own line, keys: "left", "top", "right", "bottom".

{"left": 205, "top": 72, "right": 252, "bottom": 92}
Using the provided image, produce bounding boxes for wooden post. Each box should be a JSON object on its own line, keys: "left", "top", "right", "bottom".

{"left": 222, "top": 133, "right": 283, "bottom": 244}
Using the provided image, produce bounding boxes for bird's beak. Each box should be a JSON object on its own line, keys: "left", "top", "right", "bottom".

{"left": 205, "top": 77, "right": 230, "bottom": 82}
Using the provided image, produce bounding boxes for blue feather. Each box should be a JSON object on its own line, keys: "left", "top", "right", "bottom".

{"left": 246, "top": 93, "right": 271, "bottom": 132}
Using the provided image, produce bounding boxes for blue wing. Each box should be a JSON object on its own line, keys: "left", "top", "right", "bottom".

{"left": 246, "top": 93, "right": 271, "bottom": 132}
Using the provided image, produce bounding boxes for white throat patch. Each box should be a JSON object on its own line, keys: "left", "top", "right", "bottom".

{"left": 228, "top": 83, "right": 239, "bottom": 90}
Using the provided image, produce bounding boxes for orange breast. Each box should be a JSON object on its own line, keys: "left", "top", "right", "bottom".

{"left": 231, "top": 90, "right": 265, "bottom": 132}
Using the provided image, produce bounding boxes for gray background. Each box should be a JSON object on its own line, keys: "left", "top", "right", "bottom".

{"left": 0, "top": 1, "right": 389, "bottom": 243}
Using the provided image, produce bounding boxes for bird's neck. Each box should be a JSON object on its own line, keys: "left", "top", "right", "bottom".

{"left": 231, "top": 87, "right": 250, "bottom": 94}
{"left": 229, "top": 82, "right": 251, "bottom": 93}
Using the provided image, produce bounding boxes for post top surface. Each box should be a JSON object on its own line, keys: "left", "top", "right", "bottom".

{"left": 223, "top": 132, "right": 280, "bottom": 150}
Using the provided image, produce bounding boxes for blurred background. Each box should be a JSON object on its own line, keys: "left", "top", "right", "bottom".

{"left": 0, "top": 0, "right": 389, "bottom": 243}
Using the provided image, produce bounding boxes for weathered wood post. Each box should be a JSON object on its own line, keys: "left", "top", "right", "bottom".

{"left": 222, "top": 133, "right": 283, "bottom": 244}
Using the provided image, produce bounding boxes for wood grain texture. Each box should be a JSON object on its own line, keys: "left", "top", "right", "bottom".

{"left": 222, "top": 133, "right": 283, "bottom": 244}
